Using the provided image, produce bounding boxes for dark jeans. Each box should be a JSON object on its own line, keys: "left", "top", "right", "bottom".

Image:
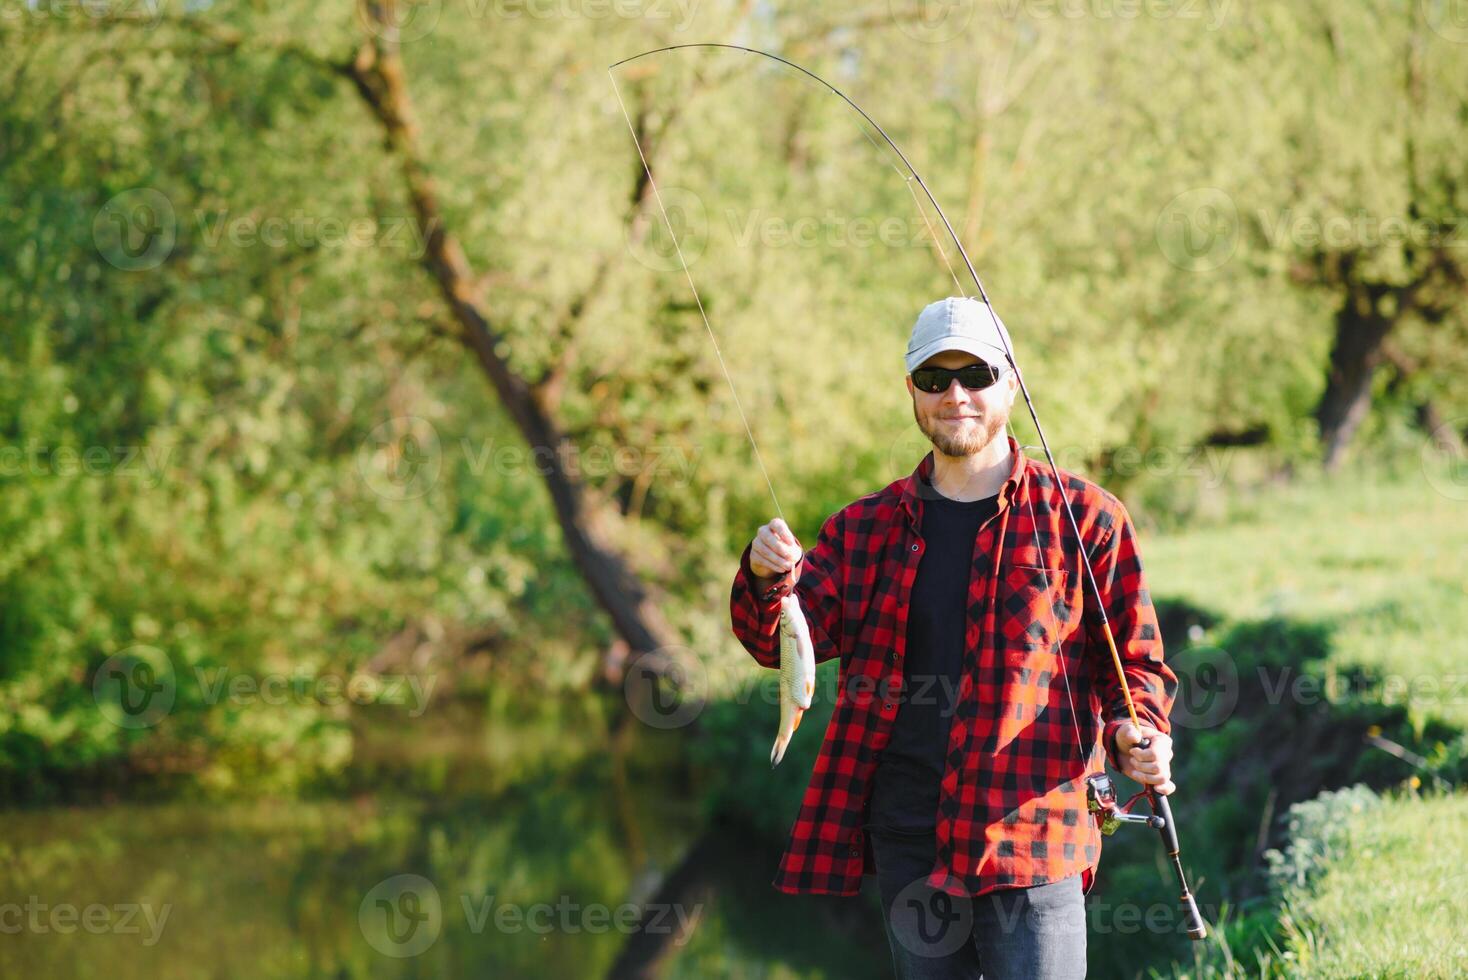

{"left": 868, "top": 827, "right": 1087, "bottom": 980}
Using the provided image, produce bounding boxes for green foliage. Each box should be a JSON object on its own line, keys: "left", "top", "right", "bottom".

{"left": 689, "top": 660, "right": 840, "bottom": 842}
{"left": 1262, "top": 784, "right": 1384, "bottom": 891}
{"left": 0, "top": 0, "right": 1463, "bottom": 824}
{"left": 0, "top": 12, "right": 614, "bottom": 796}
{"left": 1174, "top": 787, "right": 1468, "bottom": 979}
{"left": 1082, "top": 458, "right": 1466, "bottom": 978}
{"left": 0, "top": 4, "right": 1462, "bottom": 978}
{"left": 1145, "top": 457, "right": 1468, "bottom": 731}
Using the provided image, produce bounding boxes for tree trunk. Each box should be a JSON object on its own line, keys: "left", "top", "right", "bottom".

{"left": 1315, "top": 292, "right": 1395, "bottom": 471}
{"left": 605, "top": 830, "right": 721, "bottom": 980}
{"left": 346, "top": 7, "right": 680, "bottom": 682}
{"left": 1382, "top": 344, "right": 1465, "bottom": 456}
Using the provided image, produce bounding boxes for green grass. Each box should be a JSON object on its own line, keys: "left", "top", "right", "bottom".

{"left": 1127, "top": 453, "right": 1468, "bottom": 979}
{"left": 1273, "top": 790, "right": 1468, "bottom": 978}
{"left": 1181, "top": 788, "right": 1468, "bottom": 979}
{"left": 1142, "top": 459, "right": 1468, "bottom": 729}
{"left": 704, "top": 451, "right": 1468, "bottom": 979}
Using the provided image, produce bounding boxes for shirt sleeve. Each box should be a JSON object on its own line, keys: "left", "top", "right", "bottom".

{"left": 1084, "top": 498, "right": 1178, "bottom": 770}
{"left": 730, "top": 510, "right": 845, "bottom": 670}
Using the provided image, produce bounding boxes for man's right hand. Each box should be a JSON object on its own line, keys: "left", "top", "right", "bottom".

{"left": 749, "top": 517, "right": 803, "bottom": 580}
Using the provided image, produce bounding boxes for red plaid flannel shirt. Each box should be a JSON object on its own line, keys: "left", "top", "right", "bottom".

{"left": 730, "top": 436, "right": 1177, "bottom": 897}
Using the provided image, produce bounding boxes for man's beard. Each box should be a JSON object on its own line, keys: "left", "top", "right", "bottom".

{"left": 913, "top": 400, "right": 1008, "bottom": 458}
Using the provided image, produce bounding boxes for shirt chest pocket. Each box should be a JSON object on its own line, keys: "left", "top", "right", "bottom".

{"left": 997, "top": 563, "right": 1075, "bottom": 656}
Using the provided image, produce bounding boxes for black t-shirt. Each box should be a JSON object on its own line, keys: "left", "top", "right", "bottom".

{"left": 865, "top": 474, "right": 1000, "bottom": 834}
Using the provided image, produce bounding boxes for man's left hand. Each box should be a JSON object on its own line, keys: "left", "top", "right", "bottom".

{"left": 1115, "top": 722, "right": 1175, "bottom": 795}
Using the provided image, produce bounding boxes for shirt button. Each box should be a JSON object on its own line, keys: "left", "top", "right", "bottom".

{"left": 911, "top": 543, "right": 920, "bottom": 551}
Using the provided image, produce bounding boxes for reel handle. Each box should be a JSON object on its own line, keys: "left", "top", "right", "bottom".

{"left": 1133, "top": 736, "right": 1209, "bottom": 941}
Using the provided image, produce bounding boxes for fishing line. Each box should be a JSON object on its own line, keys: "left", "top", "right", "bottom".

{"left": 607, "top": 43, "right": 1205, "bottom": 940}
{"left": 609, "top": 49, "right": 969, "bottom": 527}
{"left": 608, "top": 67, "right": 787, "bottom": 525}
{"left": 610, "top": 50, "right": 1089, "bottom": 761}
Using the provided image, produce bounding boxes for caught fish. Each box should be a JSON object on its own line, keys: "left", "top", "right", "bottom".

{"left": 770, "top": 592, "right": 816, "bottom": 767}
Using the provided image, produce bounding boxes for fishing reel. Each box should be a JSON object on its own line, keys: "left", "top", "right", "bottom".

{"left": 1086, "top": 773, "right": 1165, "bottom": 835}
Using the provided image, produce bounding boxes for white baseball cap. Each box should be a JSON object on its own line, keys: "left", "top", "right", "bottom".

{"left": 904, "top": 297, "right": 1015, "bottom": 374}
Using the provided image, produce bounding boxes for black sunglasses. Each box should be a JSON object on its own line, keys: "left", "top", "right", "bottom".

{"left": 909, "top": 361, "right": 1006, "bottom": 394}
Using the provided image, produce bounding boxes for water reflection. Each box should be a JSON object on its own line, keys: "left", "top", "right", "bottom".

{"left": 1, "top": 695, "right": 889, "bottom": 978}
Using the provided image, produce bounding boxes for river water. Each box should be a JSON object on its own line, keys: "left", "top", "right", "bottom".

{"left": 0, "top": 693, "right": 891, "bottom": 978}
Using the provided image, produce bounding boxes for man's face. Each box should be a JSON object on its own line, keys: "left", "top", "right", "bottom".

{"left": 906, "top": 349, "right": 1018, "bottom": 458}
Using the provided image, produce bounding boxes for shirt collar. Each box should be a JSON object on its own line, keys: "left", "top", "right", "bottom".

{"left": 899, "top": 434, "right": 1028, "bottom": 525}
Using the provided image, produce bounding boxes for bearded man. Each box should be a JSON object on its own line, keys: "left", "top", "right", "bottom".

{"left": 731, "top": 296, "right": 1179, "bottom": 980}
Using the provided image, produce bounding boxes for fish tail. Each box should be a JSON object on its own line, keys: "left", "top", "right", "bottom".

{"left": 771, "top": 696, "right": 799, "bottom": 767}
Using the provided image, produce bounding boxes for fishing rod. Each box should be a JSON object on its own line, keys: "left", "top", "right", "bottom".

{"left": 609, "top": 42, "right": 1206, "bottom": 941}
